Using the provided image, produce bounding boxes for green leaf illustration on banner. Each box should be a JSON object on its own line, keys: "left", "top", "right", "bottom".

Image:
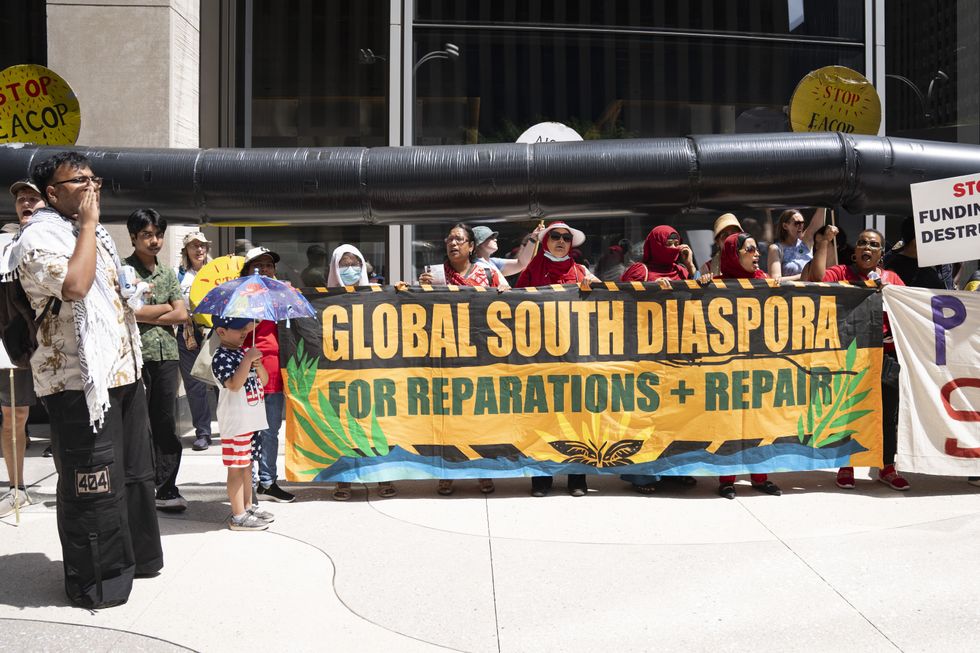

{"left": 797, "top": 339, "right": 873, "bottom": 448}
{"left": 286, "top": 340, "right": 391, "bottom": 472}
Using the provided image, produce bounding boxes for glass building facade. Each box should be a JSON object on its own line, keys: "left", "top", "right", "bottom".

{"left": 203, "top": 1, "right": 977, "bottom": 284}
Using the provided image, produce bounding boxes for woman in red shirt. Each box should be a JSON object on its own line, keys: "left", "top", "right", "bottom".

{"left": 715, "top": 232, "right": 782, "bottom": 499}
{"left": 420, "top": 224, "right": 503, "bottom": 496}
{"left": 516, "top": 222, "right": 598, "bottom": 497}
{"left": 804, "top": 227, "right": 910, "bottom": 491}
{"left": 620, "top": 226, "right": 701, "bottom": 492}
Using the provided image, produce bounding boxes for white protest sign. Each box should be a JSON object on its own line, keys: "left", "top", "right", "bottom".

{"left": 516, "top": 122, "right": 583, "bottom": 144}
{"left": 885, "top": 285, "right": 980, "bottom": 476}
{"left": 909, "top": 172, "right": 980, "bottom": 267}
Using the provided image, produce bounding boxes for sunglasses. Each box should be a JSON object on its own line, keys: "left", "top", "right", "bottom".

{"left": 855, "top": 239, "right": 882, "bottom": 250}
{"left": 791, "top": 220, "right": 805, "bottom": 226}
{"left": 740, "top": 245, "right": 759, "bottom": 254}
{"left": 549, "top": 231, "right": 574, "bottom": 242}
{"left": 665, "top": 234, "right": 681, "bottom": 244}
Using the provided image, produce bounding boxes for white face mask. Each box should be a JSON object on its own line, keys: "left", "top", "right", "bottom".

{"left": 339, "top": 265, "right": 362, "bottom": 285}
{"left": 544, "top": 251, "right": 570, "bottom": 262}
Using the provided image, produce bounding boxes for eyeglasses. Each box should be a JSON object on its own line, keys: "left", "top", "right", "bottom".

{"left": 740, "top": 245, "right": 759, "bottom": 254}
{"left": 445, "top": 236, "right": 471, "bottom": 244}
{"left": 665, "top": 234, "right": 681, "bottom": 244}
{"left": 52, "top": 175, "right": 103, "bottom": 188}
{"left": 549, "top": 231, "right": 573, "bottom": 242}
{"left": 855, "top": 239, "right": 882, "bottom": 250}
{"left": 791, "top": 220, "right": 805, "bottom": 226}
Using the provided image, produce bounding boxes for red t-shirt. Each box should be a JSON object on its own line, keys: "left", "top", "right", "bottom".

{"left": 822, "top": 265, "right": 904, "bottom": 351}
{"left": 252, "top": 320, "right": 282, "bottom": 393}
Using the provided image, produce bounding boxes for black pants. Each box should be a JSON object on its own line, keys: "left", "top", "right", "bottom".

{"left": 46, "top": 382, "right": 163, "bottom": 608}
{"left": 142, "top": 360, "right": 182, "bottom": 498}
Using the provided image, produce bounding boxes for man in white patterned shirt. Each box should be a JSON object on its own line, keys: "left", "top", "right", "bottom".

{"left": 13, "top": 152, "right": 163, "bottom": 609}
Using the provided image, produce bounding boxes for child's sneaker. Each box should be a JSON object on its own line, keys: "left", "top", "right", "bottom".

{"left": 229, "top": 513, "right": 269, "bottom": 531}
{"left": 248, "top": 505, "right": 275, "bottom": 523}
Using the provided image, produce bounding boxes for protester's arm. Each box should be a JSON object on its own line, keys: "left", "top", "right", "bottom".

{"left": 802, "top": 208, "right": 827, "bottom": 248}
{"left": 61, "top": 187, "right": 99, "bottom": 300}
{"left": 801, "top": 224, "right": 838, "bottom": 282}
{"left": 142, "top": 299, "right": 188, "bottom": 326}
{"left": 253, "top": 358, "right": 269, "bottom": 386}
{"left": 135, "top": 303, "right": 175, "bottom": 323}
{"left": 500, "top": 226, "right": 544, "bottom": 276}
{"left": 224, "top": 348, "right": 263, "bottom": 391}
{"left": 767, "top": 243, "right": 783, "bottom": 279}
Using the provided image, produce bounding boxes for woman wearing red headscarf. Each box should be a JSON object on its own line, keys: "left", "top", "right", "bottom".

{"left": 619, "top": 225, "right": 703, "bottom": 493}
{"left": 517, "top": 221, "right": 598, "bottom": 497}
{"left": 715, "top": 232, "right": 782, "bottom": 499}
{"left": 622, "top": 225, "right": 698, "bottom": 284}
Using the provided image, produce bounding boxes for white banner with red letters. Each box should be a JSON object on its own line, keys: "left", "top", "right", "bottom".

{"left": 885, "top": 285, "right": 980, "bottom": 475}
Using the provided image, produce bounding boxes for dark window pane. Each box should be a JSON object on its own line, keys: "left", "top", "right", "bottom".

{"left": 416, "top": 1, "right": 864, "bottom": 41}
{"left": 414, "top": 30, "right": 864, "bottom": 144}
{"left": 0, "top": 0, "right": 46, "bottom": 69}
{"left": 251, "top": 0, "right": 389, "bottom": 147}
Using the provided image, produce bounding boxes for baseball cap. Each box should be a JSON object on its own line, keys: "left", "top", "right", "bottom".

{"left": 472, "top": 226, "right": 499, "bottom": 248}
{"left": 182, "top": 231, "right": 211, "bottom": 246}
{"left": 212, "top": 316, "right": 253, "bottom": 329}
{"left": 713, "top": 213, "right": 742, "bottom": 238}
{"left": 241, "top": 246, "right": 281, "bottom": 273}
{"left": 9, "top": 180, "right": 41, "bottom": 197}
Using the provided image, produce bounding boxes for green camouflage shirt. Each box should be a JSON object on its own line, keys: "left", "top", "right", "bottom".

{"left": 124, "top": 255, "right": 183, "bottom": 362}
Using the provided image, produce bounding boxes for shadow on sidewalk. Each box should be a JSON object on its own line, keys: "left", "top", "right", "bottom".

{"left": 0, "top": 552, "right": 68, "bottom": 609}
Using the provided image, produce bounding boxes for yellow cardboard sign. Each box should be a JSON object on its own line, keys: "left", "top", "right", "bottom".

{"left": 189, "top": 255, "right": 245, "bottom": 327}
{"left": 789, "top": 65, "right": 881, "bottom": 135}
{"left": 0, "top": 64, "right": 81, "bottom": 145}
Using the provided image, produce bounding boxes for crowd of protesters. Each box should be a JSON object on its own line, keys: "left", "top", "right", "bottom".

{"left": 1, "top": 151, "right": 979, "bottom": 609}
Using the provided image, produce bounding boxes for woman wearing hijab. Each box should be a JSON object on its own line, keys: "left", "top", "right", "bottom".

{"left": 420, "top": 224, "right": 501, "bottom": 496}
{"left": 803, "top": 225, "right": 911, "bottom": 492}
{"left": 622, "top": 225, "right": 698, "bottom": 283}
{"left": 619, "top": 225, "right": 702, "bottom": 493}
{"left": 516, "top": 221, "right": 598, "bottom": 497}
{"left": 329, "top": 244, "right": 398, "bottom": 500}
{"left": 715, "top": 232, "right": 782, "bottom": 499}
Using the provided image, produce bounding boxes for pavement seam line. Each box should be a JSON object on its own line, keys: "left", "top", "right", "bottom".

{"left": 736, "top": 499, "right": 905, "bottom": 652}
{"left": 0, "top": 617, "right": 198, "bottom": 652}
{"left": 484, "top": 497, "right": 502, "bottom": 653}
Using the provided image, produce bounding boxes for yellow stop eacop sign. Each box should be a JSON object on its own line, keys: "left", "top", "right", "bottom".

{"left": 0, "top": 64, "right": 81, "bottom": 145}
{"left": 789, "top": 65, "right": 881, "bottom": 136}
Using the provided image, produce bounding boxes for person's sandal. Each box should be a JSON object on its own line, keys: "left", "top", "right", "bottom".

{"left": 878, "top": 465, "right": 910, "bottom": 491}
{"left": 479, "top": 478, "right": 495, "bottom": 494}
{"left": 377, "top": 482, "right": 397, "bottom": 498}
{"left": 633, "top": 482, "right": 657, "bottom": 495}
{"left": 332, "top": 482, "right": 352, "bottom": 501}
{"left": 718, "top": 483, "right": 736, "bottom": 500}
{"left": 437, "top": 479, "right": 454, "bottom": 495}
{"left": 751, "top": 480, "right": 782, "bottom": 496}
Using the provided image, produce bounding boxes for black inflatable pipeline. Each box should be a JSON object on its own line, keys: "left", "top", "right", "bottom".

{"left": 1, "top": 132, "right": 977, "bottom": 225}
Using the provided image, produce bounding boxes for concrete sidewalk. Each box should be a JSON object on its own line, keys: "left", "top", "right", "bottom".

{"left": 2, "top": 424, "right": 980, "bottom": 652}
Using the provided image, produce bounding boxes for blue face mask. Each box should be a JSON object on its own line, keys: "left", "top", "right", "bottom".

{"left": 339, "top": 266, "right": 362, "bottom": 285}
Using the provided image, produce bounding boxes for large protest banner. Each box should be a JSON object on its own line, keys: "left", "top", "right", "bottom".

{"left": 886, "top": 285, "right": 980, "bottom": 475}
{"left": 281, "top": 280, "right": 884, "bottom": 483}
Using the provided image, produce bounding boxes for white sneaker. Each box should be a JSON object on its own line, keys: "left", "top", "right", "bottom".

{"left": 228, "top": 513, "right": 269, "bottom": 531}
{"left": 0, "top": 488, "right": 33, "bottom": 518}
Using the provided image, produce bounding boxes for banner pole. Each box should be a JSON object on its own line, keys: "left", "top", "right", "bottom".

{"left": 9, "top": 369, "right": 19, "bottom": 525}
